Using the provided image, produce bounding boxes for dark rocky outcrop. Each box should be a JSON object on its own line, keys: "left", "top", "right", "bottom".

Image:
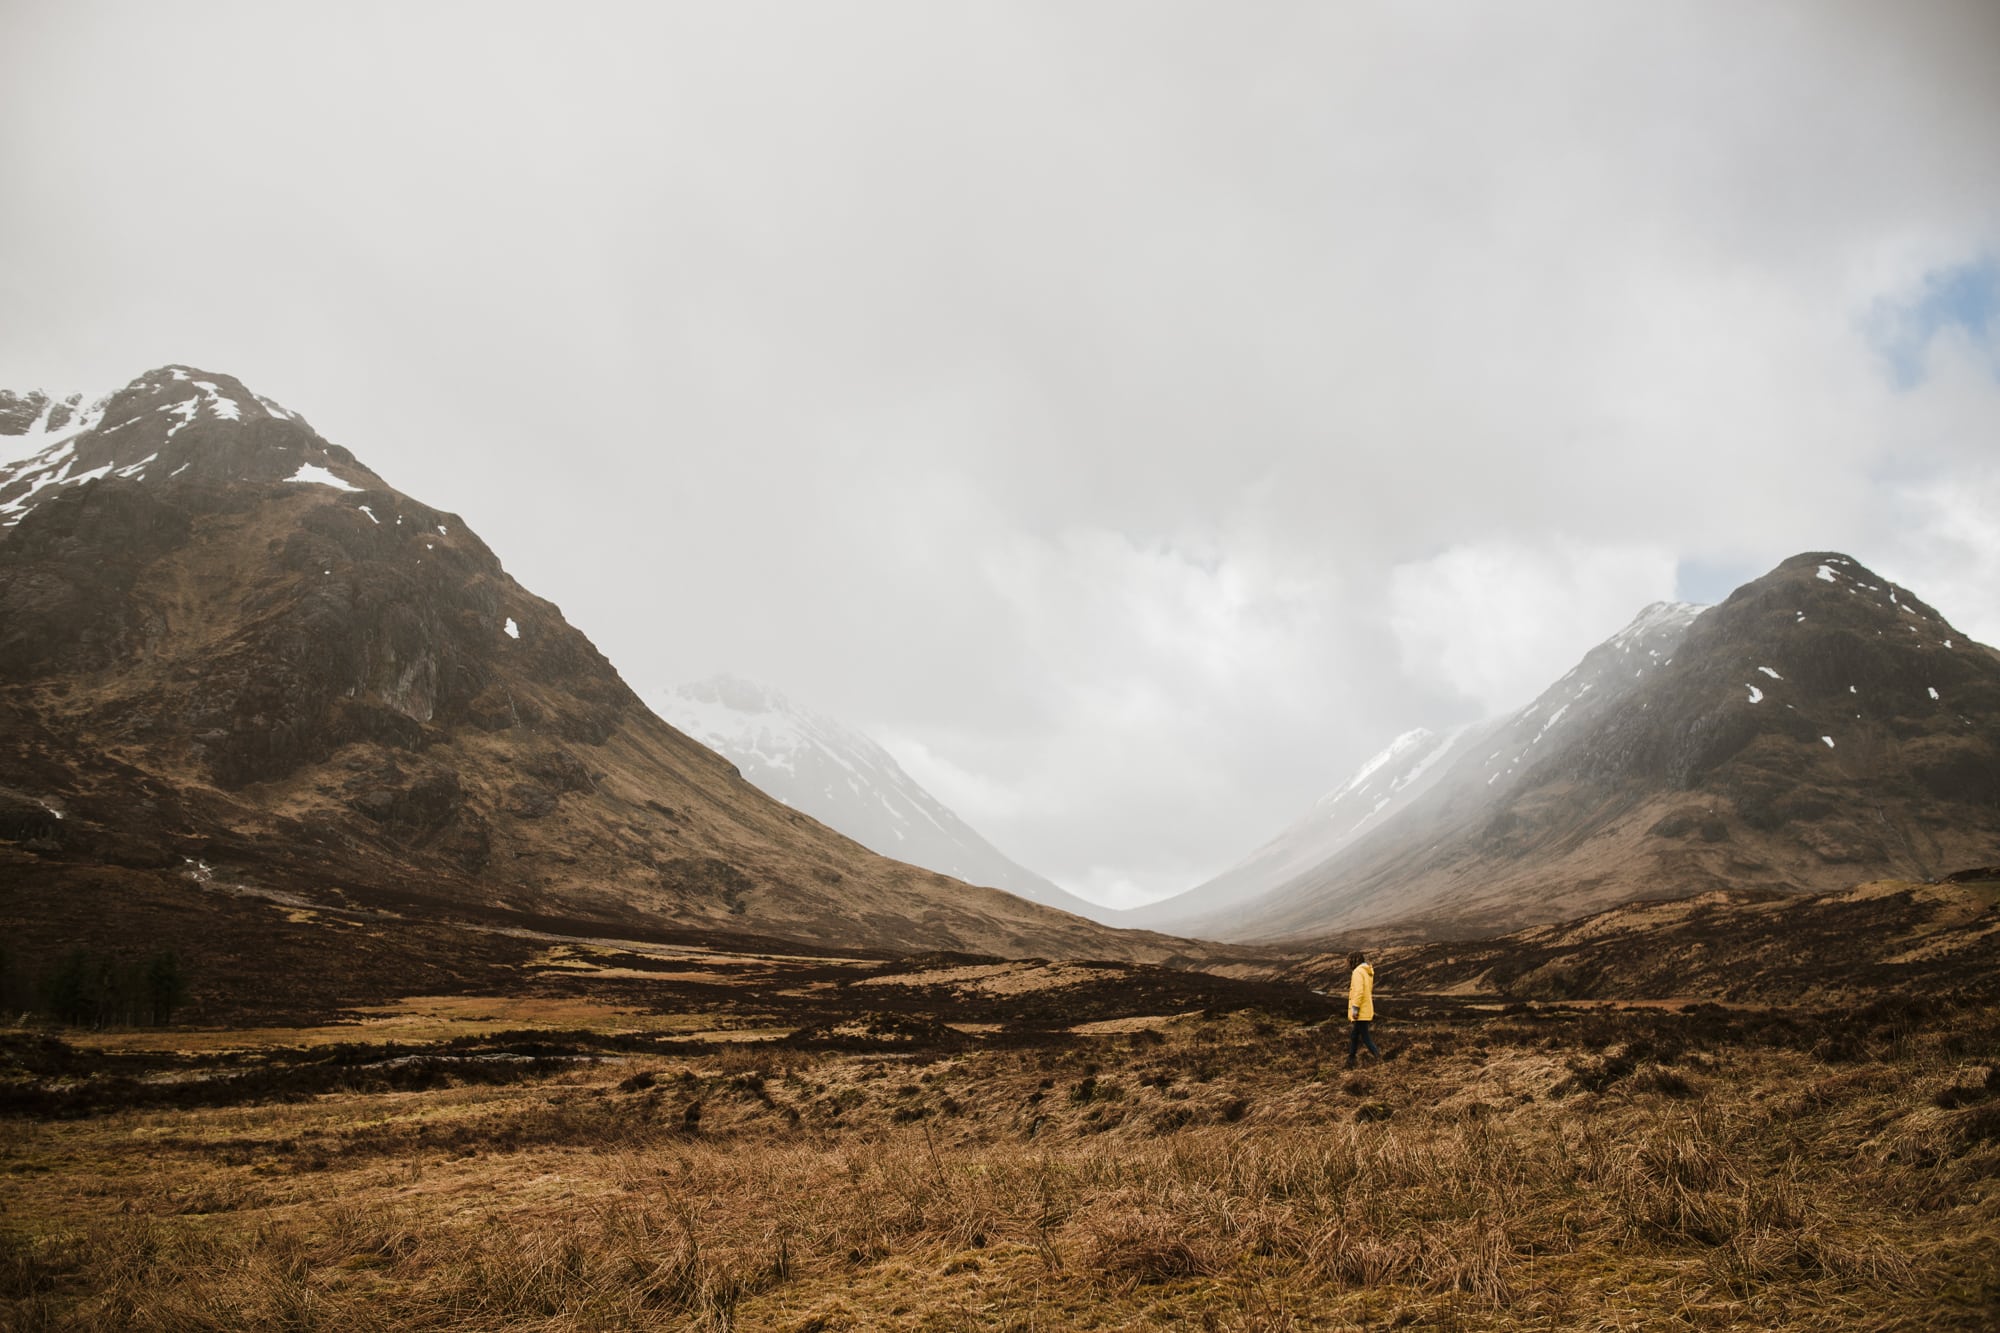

{"left": 0, "top": 787, "right": 63, "bottom": 845}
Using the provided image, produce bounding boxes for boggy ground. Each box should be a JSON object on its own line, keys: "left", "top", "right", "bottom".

{"left": 3, "top": 981, "right": 1997, "bottom": 1331}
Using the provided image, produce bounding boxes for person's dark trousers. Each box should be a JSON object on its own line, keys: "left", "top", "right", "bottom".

{"left": 1347, "top": 1020, "right": 1380, "bottom": 1063}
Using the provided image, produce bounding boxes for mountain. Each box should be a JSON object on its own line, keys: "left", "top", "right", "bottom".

{"left": 1130, "top": 600, "right": 1710, "bottom": 936}
{"left": 652, "top": 675, "right": 1106, "bottom": 918}
{"left": 1161, "top": 562, "right": 2000, "bottom": 942}
{"left": 0, "top": 366, "right": 1190, "bottom": 964}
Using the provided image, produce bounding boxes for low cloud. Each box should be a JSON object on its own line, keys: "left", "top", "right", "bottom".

{"left": 4, "top": 3, "right": 1998, "bottom": 905}
{"left": 1388, "top": 541, "right": 1681, "bottom": 717}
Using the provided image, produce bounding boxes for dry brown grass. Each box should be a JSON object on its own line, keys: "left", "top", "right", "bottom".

{"left": 4, "top": 1003, "right": 1997, "bottom": 1330}
{"left": 60, "top": 994, "right": 698, "bottom": 1055}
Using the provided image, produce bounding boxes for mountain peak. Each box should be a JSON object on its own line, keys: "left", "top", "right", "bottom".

{"left": 1778, "top": 549, "right": 1866, "bottom": 574}
{"left": 679, "top": 673, "right": 795, "bottom": 718}
{"left": 1700, "top": 549, "right": 1955, "bottom": 652}
{"left": 1610, "top": 599, "right": 1709, "bottom": 644}
{"left": 1316, "top": 726, "right": 1437, "bottom": 808}
{"left": 0, "top": 364, "right": 368, "bottom": 532}
{"left": 89, "top": 364, "right": 308, "bottom": 438}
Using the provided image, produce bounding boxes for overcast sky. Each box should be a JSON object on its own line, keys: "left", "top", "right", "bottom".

{"left": 5, "top": 2, "right": 1998, "bottom": 907}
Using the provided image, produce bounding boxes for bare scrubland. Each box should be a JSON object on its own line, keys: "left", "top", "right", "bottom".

{"left": 4, "top": 983, "right": 1996, "bottom": 1331}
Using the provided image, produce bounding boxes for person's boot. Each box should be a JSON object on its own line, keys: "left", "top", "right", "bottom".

{"left": 1344, "top": 1055, "right": 1356, "bottom": 1070}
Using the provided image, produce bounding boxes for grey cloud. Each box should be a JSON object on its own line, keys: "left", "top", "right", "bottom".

{"left": 4, "top": 2, "right": 1997, "bottom": 901}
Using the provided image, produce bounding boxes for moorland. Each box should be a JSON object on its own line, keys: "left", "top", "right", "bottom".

{"left": 5, "top": 877, "right": 1998, "bottom": 1331}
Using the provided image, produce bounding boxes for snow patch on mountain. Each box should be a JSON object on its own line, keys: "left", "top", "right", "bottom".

{"left": 0, "top": 391, "right": 115, "bottom": 527}
{"left": 2, "top": 367, "right": 325, "bottom": 531}
{"left": 285, "top": 463, "right": 360, "bottom": 492}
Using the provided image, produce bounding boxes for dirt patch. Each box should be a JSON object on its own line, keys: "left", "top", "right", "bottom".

{"left": 855, "top": 961, "right": 1106, "bottom": 996}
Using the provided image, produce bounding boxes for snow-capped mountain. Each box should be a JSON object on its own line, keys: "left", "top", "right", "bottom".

{"left": 1124, "top": 599, "right": 1712, "bottom": 939}
{"left": 654, "top": 676, "right": 1107, "bottom": 920}
{"left": 2, "top": 367, "right": 330, "bottom": 532}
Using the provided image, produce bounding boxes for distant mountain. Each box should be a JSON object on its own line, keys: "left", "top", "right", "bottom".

{"left": 653, "top": 675, "right": 1105, "bottom": 919}
{"left": 1155, "top": 562, "right": 2000, "bottom": 942}
{"left": 0, "top": 366, "right": 1189, "bottom": 963}
{"left": 1128, "top": 600, "right": 1709, "bottom": 936}
{"left": 1120, "top": 723, "right": 1488, "bottom": 934}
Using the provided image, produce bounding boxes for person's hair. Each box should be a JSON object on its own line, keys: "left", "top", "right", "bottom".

{"left": 1347, "top": 950, "right": 1366, "bottom": 969}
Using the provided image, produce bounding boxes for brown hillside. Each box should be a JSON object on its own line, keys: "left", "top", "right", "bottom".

{"left": 0, "top": 367, "right": 1193, "bottom": 964}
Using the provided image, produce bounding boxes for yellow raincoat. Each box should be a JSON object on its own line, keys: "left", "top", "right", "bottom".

{"left": 1347, "top": 962, "right": 1374, "bottom": 1022}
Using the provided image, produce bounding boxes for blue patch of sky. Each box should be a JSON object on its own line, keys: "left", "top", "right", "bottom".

{"left": 1870, "top": 255, "right": 2000, "bottom": 390}
{"left": 1675, "top": 557, "right": 1760, "bottom": 607}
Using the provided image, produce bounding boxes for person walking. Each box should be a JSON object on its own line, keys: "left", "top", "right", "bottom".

{"left": 1345, "top": 950, "right": 1379, "bottom": 1069}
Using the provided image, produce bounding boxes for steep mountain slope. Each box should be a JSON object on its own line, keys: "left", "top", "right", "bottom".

{"left": 1137, "top": 600, "right": 1708, "bottom": 937}
{"left": 1184, "top": 562, "right": 2000, "bottom": 942}
{"left": 653, "top": 675, "right": 1105, "bottom": 918}
{"left": 0, "top": 366, "right": 1189, "bottom": 962}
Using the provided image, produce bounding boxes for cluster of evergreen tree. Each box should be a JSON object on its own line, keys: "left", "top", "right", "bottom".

{"left": 0, "top": 946, "right": 190, "bottom": 1027}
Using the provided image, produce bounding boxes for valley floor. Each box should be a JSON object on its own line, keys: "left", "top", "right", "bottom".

{"left": 3, "top": 984, "right": 1997, "bottom": 1331}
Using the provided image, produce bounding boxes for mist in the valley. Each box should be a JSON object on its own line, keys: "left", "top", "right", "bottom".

{"left": 4, "top": 2, "right": 1998, "bottom": 906}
